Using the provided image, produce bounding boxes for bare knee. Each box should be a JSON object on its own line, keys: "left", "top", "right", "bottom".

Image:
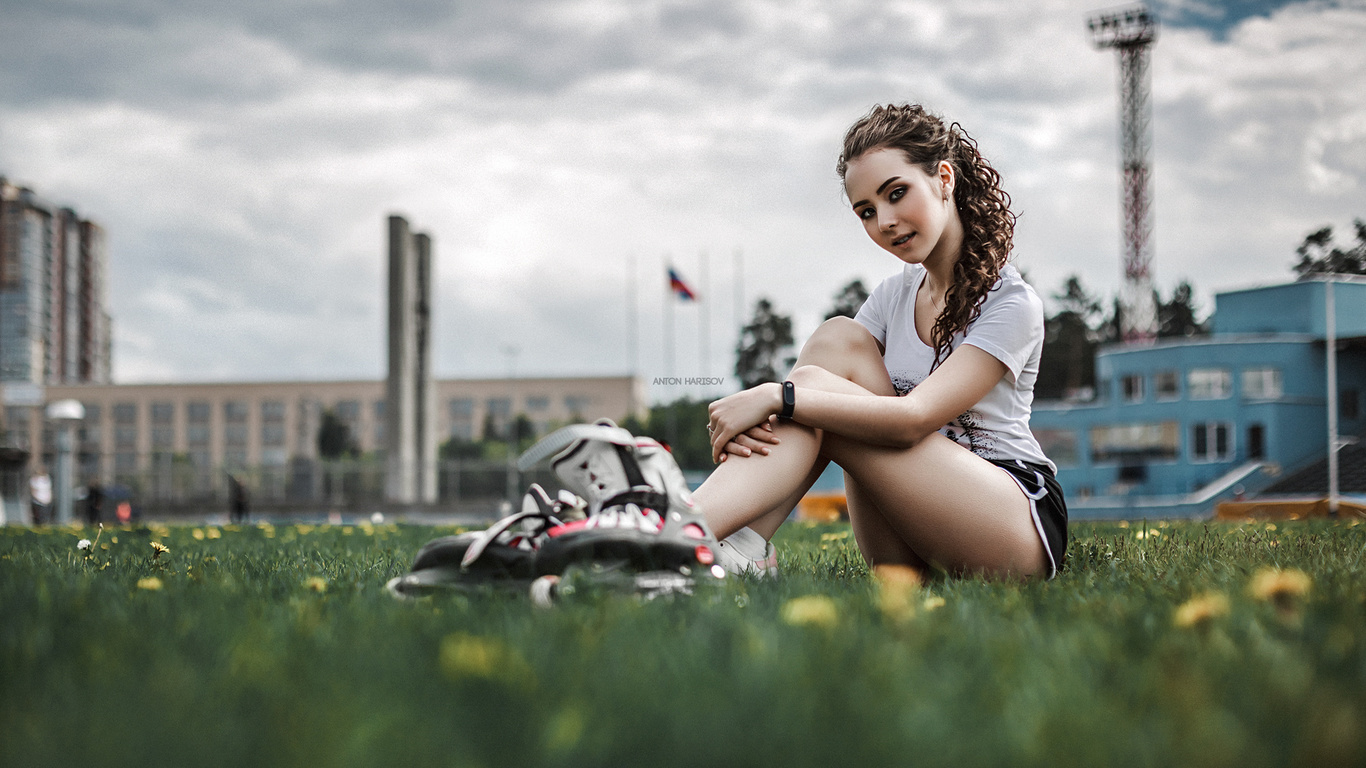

{"left": 787, "top": 363, "right": 829, "bottom": 388}
{"left": 795, "top": 317, "right": 881, "bottom": 370}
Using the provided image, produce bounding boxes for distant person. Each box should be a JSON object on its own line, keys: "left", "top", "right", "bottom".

{"left": 29, "top": 468, "right": 52, "bottom": 526}
{"left": 84, "top": 481, "right": 104, "bottom": 525}
{"left": 229, "top": 474, "right": 250, "bottom": 524}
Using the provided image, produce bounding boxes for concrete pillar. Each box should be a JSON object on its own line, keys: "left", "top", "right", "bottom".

{"left": 414, "top": 233, "right": 437, "bottom": 503}
{"left": 384, "top": 216, "right": 436, "bottom": 505}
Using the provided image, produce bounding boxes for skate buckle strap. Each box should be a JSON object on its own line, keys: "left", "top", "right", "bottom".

{"left": 516, "top": 421, "right": 637, "bottom": 472}
{"left": 461, "top": 510, "right": 553, "bottom": 569}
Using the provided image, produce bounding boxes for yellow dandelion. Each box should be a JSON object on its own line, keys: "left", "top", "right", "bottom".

{"left": 303, "top": 576, "right": 328, "bottom": 593}
{"left": 922, "top": 595, "right": 946, "bottom": 611}
{"left": 1248, "top": 567, "right": 1311, "bottom": 607}
{"left": 1265, "top": 523, "right": 1278, "bottom": 531}
{"left": 137, "top": 577, "right": 164, "bottom": 591}
{"left": 874, "top": 564, "right": 922, "bottom": 623}
{"left": 780, "top": 595, "right": 839, "bottom": 629}
{"left": 1173, "top": 592, "right": 1230, "bottom": 629}
{"left": 206, "top": 528, "right": 221, "bottom": 539}
{"left": 1117, "top": 520, "right": 1130, "bottom": 528}
{"left": 544, "top": 705, "right": 586, "bottom": 754}
{"left": 820, "top": 530, "right": 851, "bottom": 542}
{"left": 439, "top": 633, "right": 533, "bottom": 688}
{"left": 192, "top": 528, "right": 205, "bottom": 540}
{"left": 150, "top": 541, "right": 170, "bottom": 559}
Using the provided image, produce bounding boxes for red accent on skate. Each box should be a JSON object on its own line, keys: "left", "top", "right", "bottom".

{"left": 546, "top": 519, "right": 589, "bottom": 538}
{"left": 695, "top": 545, "right": 715, "bottom": 565}
{"left": 681, "top": 523, "right": 706, "bottom": 539}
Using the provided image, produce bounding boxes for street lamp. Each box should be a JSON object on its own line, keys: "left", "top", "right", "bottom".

{"left": 45, "top": 399, "right": 85, "bottom": 525}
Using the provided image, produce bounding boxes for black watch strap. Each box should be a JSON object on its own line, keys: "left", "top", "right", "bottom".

{"left": 779, "top": 380, "right": 795, "bottom": 420}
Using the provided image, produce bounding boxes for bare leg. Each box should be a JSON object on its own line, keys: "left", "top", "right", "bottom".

{"left": 845, "top": 472, "right": 928, "bottom": 570}
{"left": 695, "top": 317, "right": 1047, "bottom": 578}
{"left": 694, "top": 318, "right": 892, "bottom": 539}
{"left": 823, "top": 431, "right": 1047, "bottom": 578}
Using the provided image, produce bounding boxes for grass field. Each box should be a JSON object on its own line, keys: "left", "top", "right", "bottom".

{"left": 2, "top": 517, "right": 1364, "bottom": 768}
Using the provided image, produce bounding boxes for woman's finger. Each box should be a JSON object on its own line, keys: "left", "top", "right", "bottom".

{"left": 743, "top": 425, "right": 780, "bottom": 445}
{"left": 733, "top": 434, "right": 770, "bottom": 456}
{"left": 722, "top": 440, "right": 752, "bottom": 457}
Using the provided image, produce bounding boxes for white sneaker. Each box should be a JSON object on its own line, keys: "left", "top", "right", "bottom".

{"left": 714, "top": 527, "right": 778, "bottom": 577}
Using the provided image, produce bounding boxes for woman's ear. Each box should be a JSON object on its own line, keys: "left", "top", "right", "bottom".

{"left": 938, "top": 160, "right": 955, "bottom": 201}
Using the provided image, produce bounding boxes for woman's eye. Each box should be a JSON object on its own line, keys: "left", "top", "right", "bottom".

{"left": 858, "top": 207, "right": 875, "bottom": 220}
{"left": 889, "top": 186, "right": 905, "bottom": 202}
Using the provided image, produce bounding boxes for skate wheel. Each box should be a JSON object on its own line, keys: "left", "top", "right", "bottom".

{"left": 530, "top": 575, "right": 560, "bottom": 609}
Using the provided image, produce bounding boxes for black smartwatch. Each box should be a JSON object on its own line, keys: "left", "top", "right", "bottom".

{"left": 779, "top": 380, "right": 796, "bottom": 420}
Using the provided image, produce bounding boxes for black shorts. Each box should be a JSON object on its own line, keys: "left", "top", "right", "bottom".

{"left": 989, "top": 459, "right": 1068, "bottom": 578}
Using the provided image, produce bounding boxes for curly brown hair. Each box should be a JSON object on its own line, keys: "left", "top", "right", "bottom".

{"left": 837, "top": 104, "right": 1017, "bottom": 368}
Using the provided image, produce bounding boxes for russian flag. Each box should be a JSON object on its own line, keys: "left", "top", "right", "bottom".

{"left": 668, "top": 267, "right": 697, "bottom": 301}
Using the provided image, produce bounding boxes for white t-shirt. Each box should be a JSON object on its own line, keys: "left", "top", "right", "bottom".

{"left": 854, "top": 263, "right": 1055, "bottom": 472}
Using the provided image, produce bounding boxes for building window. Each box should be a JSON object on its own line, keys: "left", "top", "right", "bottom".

{"left": 1343, "top": 389, "right": 1360, "bottom": 421}
{"left": 564, "top": 395, "right": 592, "bottom": 416}
{"left": 114, "top": 451, "right": 139, "bottom": 473}
{"left": 1188, "top": 368, "right": 1231, "bottom": 400}
{"left": 224, "top": 424, "right": 248, "bottom": 448}
{"left": 1121, "top": 374, "right": 1145, "bottom": 403}
{"left": 485, "top": 398, "right": 512, "bottom": 440}
{"left": 448, "top": 398, "right": 474, "bottom": 442}
{"left": 335, "top": 399, "right": 360, "bottom": 425}
{"left": 1247, "top": 423, "right": 1266, "bottom": 460}
{"left": 1192, "top": 422, "right": 1233, "bottom": 462}
{"left": 525, "top": 395, "right": 550, "bottom": 412}
{"left": 261, "top": 424, "right": 286, "bottom": 447}
{"left": 1032, "top": 429, "right": 1079, "bottom": 467}
{"left": 262, "top": 400, "right": 286, "bottom": 422}
{"left": 151, "top": 426, "right": 174, "bottom": 450}
{"left": 79, "top": 403, "right": 102, "bottom": 449}
{"left": 1154, "top": 370, "right": 1179, "bottom": 400}
{"left": 224, "top": 400, "right": 249, "bottom": 423}
{"left": 113, "top": 402, "right": 138, "bottom": 425}
{"left": 114, "top": 426, "right": 138, "bottom": 450}
{"left": 1089, "top": 422, "right": 1180, "bottom": 463}
{"left": 261, "top": 400, "right": 286, "bottom": 448}
{"left": 186, "top": 401, "right": 210, "bottom": 448}
{"left": 151, "top": 401, "right": 174, "bottom": 424}
{"left": 1241, "top": 368, "right": 1282, "bottom": 400}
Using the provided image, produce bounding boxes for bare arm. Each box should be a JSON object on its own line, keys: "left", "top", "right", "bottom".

{"left": 708, "top": 344, "right": 1006, "bottom": 462}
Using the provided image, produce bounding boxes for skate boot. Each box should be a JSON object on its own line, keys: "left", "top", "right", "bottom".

{"left": 387, "top": 421, "right": 725, "bottom": 601}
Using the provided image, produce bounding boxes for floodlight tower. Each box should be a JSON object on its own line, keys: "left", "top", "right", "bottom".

{"left": 1089, "top": 4, "right": 1158, "bottom": 342}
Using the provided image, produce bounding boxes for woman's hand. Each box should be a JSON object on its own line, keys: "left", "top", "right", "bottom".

{"left": 707, "top": 383, "right": 783, "bottom": 464}
{"left": 720, "top": 421, "right": 781, "bottom": 462}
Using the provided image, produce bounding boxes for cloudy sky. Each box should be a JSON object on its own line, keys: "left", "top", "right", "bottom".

{"left": 2, "top": 0, "right": 1363, "bottom": 399}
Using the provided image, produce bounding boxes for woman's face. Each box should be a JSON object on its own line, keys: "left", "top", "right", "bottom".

{"left": 844, "top": 147, "right": 959, "bottom": 267}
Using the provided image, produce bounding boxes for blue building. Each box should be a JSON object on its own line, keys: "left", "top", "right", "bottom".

{"left": 1030, "top": 275, "right": 1366, "bottom": 518}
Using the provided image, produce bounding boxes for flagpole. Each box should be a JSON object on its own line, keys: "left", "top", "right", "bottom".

{"left": 664, "top": 256, "right": 677, "bottom": 445}
{"left": 734, "top": 247, "right": 744, "bottom": 390}
{"left": 626, "top": 250, "right": 638, "bottom": 421}
{"left": 699, "top": 250, "right": 709, "bottom": 386}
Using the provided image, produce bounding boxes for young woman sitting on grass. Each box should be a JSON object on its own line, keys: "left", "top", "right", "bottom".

{"left": 696, "top": 103, "right": 1067, "bottom": 580}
